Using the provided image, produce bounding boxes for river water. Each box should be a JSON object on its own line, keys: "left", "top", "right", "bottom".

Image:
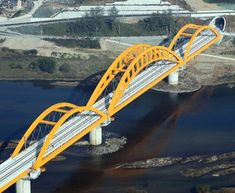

{"left": 1, "top": 81, "right": 235, "bottom": 193}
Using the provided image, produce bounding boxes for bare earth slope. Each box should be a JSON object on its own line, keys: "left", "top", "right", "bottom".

{"left": 184, "top": 0, "right": 222, "bottom": 11}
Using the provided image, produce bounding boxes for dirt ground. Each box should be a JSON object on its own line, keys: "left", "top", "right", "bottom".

{"left": 1, "top": 36, "right": 77, "bottom": 57}
{"left": 0, "top": 35, "right": 113, "bottom": 60}
{"left": 225, "top": 16, "right": 235, "bottom": 33}
{"left": 184, "top": 0, "right": 222, "bottom": 11}
{"left": 184, "top": 34, "right": 235, "bottom": 86}
{"left": 188, "top": 51, "right": 235, "bottom": 85}
{"left": 153, "top": 41, "right": 235, "bottom": 93}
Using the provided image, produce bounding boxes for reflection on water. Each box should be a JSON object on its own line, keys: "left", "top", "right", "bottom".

{"left": 1, "top": 81, "right": 235, "bottom": 193}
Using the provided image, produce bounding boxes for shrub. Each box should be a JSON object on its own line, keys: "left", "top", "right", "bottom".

{"left": 0, "top": 38, "right": 6, "bottom": 44}
{"left": 9, "top": 63, "right": 22, "bottom": 69}
{"left": 59, "top": 63, "right": 71, "bottom": 73}
{"left": 44, "top": 38, "right": 100, "bottom": 49}
{"left": 2, "top": 47, "right": 12, "bottom": 52}
{"left": 29, "top": 57, "right": 56, "bottom": 73}
{"left": 1, "top": 47, "right": 19, "bottom": 54}
{"left": 23, "top": 49, "right": 38, "bottom": 56}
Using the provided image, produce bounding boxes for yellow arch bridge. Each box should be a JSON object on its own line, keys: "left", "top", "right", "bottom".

{"left": 0, "top": 23, "right": 222, "bottom": 193}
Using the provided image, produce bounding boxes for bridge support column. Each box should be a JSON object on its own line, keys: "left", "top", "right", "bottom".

{"left": 168, "top": 70, "right": 179, "bottom": 85}
{"left": 16, "top": 178, "right": 31, "bottom": 193}
{"left": 89, "top": 118, "right": 112, "bottom": 146}
{"left": 15, "top": 169, "right": 40, "bottom": 193}
{"left": 89, "top": 127, "right": 102, "bottom": 145}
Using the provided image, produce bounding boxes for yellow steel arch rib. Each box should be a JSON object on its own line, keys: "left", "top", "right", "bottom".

{"left": 108, "top": 46, "right": 184, "bottom": 116}
{"left": 86, "top": 44, "right": 152, "bottom": 107}
{"left": 168, "top": 23, "right": 201, "bottom": 50}
{"left": 168, "top": 23, "right": 221, "bottom": 62}
{"left": 33, "top": 106, "right": 107, "bottom": 169}
{"left": 12, "top": 102, "right": 78, "bottom": 158}
{"left": 183, "top": 25, "right": 221, "bottom": 62}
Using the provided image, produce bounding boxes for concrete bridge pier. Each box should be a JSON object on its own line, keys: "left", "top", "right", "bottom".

{"left": 168, "top": 70, "right": 179, "bottom": 85}
{"left": 16, "top": 178, "right": 31, "bottom": 193}
{"left": 16, "top": 169, "right": 41, "bottom": 193}
{"left": 89, "top": 126, "right": 102, "bottom": 145}
{"left": 89, "top": 118, "right": 112, "bottom": 145}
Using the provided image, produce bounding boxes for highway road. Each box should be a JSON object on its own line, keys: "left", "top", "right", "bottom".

{"left": 0, "top": 10, "right": 234, "bottom": 28}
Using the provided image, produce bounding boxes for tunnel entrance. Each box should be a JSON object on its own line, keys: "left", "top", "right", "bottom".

{"left": 210, "top": 16, "right": 226, "bottom": 32}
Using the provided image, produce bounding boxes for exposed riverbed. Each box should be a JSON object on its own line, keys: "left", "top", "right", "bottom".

{"left": 116, "top": 151, "right": 235, "bottom": 178}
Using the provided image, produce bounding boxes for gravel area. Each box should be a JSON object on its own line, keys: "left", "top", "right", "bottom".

{"left": 184, "top": 0, "right": 221, "bottom": 11}
{"left": 152, "top": 69, "right": 201, "bottom": 93}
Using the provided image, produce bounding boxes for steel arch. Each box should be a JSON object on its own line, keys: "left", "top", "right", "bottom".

{"left": 168, "top": 23, "right": 201, "bottom": 50}
{"left": 33, "top": 106, "right": 106, "bottom": 169}
{"left": 86, "top": 44, "right": 152, "bottom": 107}
{"left": 183, "top": 25, "right": 221, "bottom": 62}
{"left": 168, "top": 23, "right": 221, "bottom": 62}
{"left": 12, "top": 102, "right": 78, "bottom": 158}
{"left": 108, "top": 46, "right": 184, "bottom": 115}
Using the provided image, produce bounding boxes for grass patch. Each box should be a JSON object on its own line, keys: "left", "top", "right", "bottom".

{"left": 220, "top": 50, "right": 235, "bottom": 56}
{"left": 0, "top": 47, "right": 113, "bottom": 80}
{"left": 33, "top": 5, "right": 59, "bottom": 18}
{"left": 44, "top": 38, "right": 100, "bottom": 49}
{"left": 12, "top": 15, "right": 204, "bottom": 38}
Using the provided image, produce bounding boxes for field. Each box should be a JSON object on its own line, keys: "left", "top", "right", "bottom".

{"left": 0, "top": 47, "right": 114, "bottom": 80}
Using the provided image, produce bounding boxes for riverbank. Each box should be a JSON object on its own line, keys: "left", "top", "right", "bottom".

{"left": 1, "top": 37, "right": 234, "bottom": 92}
{"left": 116, "top": 151, "right": 235, "bottom": 178}
{"left": 153, "top": 47, "right": 235, "bottom": 93}
{"left": 1, "top": 54, "right": 234, "bottom": 90}
{"left": 0, "top": 46, "right": 114, "bottom": 81}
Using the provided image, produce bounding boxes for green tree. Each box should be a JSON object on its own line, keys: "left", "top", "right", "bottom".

{"left": 85, "top": 7, "right": 105, "bottom": 35}
{"left": 142, "top": 13, "right": 174, "bottom": 35}
{"left": 107, "top": 5, "right": 119, "bottom": 31}
{"left": 9, "top": 63, "right": 22, "bottom": 69}
{"left": 59, "top": 63, "right": 71, "bottom": 73}
{"left": 108, "top": 5, "right": 119, "bottom": 18}
{"left": 29, "top": 57, "right": 56, "bottom": 73}
{"left": 89, "top": 6, "right": 104, "bottom": 17}
{"left": 23, "top": 49, "right": 38, "bottom": 56}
